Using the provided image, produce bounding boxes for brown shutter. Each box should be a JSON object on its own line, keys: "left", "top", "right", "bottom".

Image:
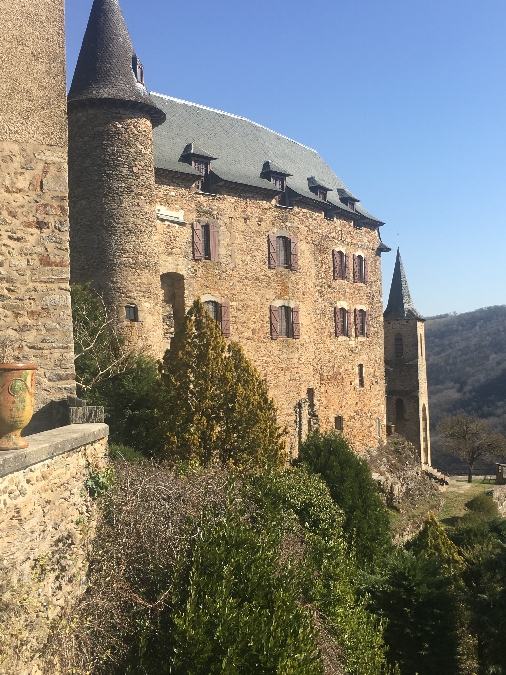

{"left": 332, "top": 250, "right": 339, "bottom": 280}
{"left": 290, "top": 239, "right": 299, "bottom": 271}
{"left": 221, "top": 300, "right": 231, "bottom": 338}
{"left": 292, "top": 306, "right": 300, "bottom": 339}
{"left": 354, "top": 308, "right": 360, "bottom": 336}
{"left": 192, "top": 221, "right": 203, "bottom": 260}
{"left": 209, "top": 222, "right": 220, "bottom": 261}
{"left": 334, "top": 307, "right": 340, "bottom": 337}
{"left": 365, "top": 310, "right": 370, "bottom": 337}
{"left": 347, "top": 309, "right": 352, "bottom": 337}
{"left": 270, "top": 305, "right": 279, "bottom": 340}
{"left": 353, "top": 254, "right": 358, "bottom": 282}
{"left": 364, "top": 257, "right": 368, "bottom": 284}
{"left": 268, "top": 234, "right": 276, "bottom": 269}
{"left": 345, "top": 253, "right": 351, "bottom": 281}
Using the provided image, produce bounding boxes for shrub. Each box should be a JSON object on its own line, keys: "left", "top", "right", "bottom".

{"left": 465, "top": 493, "right": 499, "bottom": 520}
{"left": 297, "top": 431, "right": 392, "bottom": 566}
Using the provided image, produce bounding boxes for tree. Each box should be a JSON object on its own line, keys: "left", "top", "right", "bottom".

{"left": 160, "top": 299, "right": 285, "bottom": 468}
{"left": 406, "top": 512, "right": 464, "bottom": 577}
{"left": 297, "top": 431, "right": 392, "bottom": 567}
{"left": 437, "top": 415, "right": 506, "bottom": 482}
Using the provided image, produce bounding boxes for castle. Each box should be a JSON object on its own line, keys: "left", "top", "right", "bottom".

{"left": 0, "top": 0, "right": 431, "bottom": 462}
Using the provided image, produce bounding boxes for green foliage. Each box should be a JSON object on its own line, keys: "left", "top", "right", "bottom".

{"left": 85, "top": 466, "right": 114, "bottom": 498}
{"left": 406, "top": 512, "right": 464, "bottom": 576}
{"left": 160, "top": 299, "right": 285, "bottom": 468}
{"left": 297, "top": 431, "right": 392, "bottom": 566}
{"left": 465, "top": 493, "right": 499, "bottom": 520}
{"left": 108, "top": 444, "right": 146, "bottom": 463}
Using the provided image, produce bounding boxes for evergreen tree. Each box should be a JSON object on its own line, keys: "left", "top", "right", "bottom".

{"left": 406, "top": 512, "right": 464, "bottom": 576}
{"left": 161, "top": 300, "right": 284, "bottom": 468}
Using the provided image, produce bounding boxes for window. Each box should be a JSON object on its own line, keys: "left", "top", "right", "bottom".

{"left": 335, "top": 415, "right": 343, "bottom": 431}
{"left": 348, "top": 200, "right": 355, "bottom": 211}
{"left": 334, "top": 307, "right": 349, "bottom": 337}
{"left": 270, "top": 304, "right": 300, "bottom": 340}
{"left": 192, "top": 221, "right": 219, "bottom": 261}
{"left": 125, "top": 304, "right": 138, "bottom": 321}
{"left": 132, "top": 55, "right": 144, "bottom": 84}
{"left": 193, "top": 159, "right": 211, "bottom": 192}
{"left": 332, "top": 250, "right": 347, "bottom": 280}
{"left": 358, "top": 364, "right": 364, "bottom": 388}
{"left": 270, "top": 174, "right": 287, "bottom": 205}
{"left": 353, "top": 254, "right": 367, "bottom": 283}
{"left": 317, "top": 189, "right": 327, "bottom": 201}
{"left": 203, "top": 299, "right": 231, "bottom": 337}
{"left": 395, "top": 333, "right": 403, "bottom": 358}
{"left": 268, "top": 235, "right": 298, "bottom": 271}
{"left": 355, "top": 309, "right": 368, "bottom": 337}
{"left": 396, "top": 398, "right": 405, "bottom": 421}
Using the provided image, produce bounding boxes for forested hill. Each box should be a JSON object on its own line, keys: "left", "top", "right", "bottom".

{"left": 425, "top": 305, "right": 506, "bottom": 470}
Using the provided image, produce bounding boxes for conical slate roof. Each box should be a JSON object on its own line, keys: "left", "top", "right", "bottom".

{"left": 68, "top": 0, "right": 165, "bottom": 125}
{"left": 384, "top": 249, "right": 424, "bottom": 321}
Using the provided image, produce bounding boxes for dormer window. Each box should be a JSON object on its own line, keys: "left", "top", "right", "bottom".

{"left": 193, "top": 159, "right": 211, "bottom": 192}
{"left": 307, "top": 176, "right": 332, "bottom": 203}
{"left": 132, "top": 55, "right": 144, "bottom": 85}
{"left": 261, "top": 162, "right": 291, "bottom": 207}
{"left": 317, "top": 189, "right": 327, "bottom": 201}
{"left": 270, "top": 174, "right": 287, "bottom": 205}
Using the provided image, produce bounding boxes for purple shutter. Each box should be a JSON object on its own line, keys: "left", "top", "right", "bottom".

{"left": 268, "top": 234, "right": 276, "bottom": 269}
{"left": 345, "top": 254, "right": 351, "bottom": 282}
{"left": 334, "top": 307, "right": 340, "bottom": 337}
{"left": 192, "top": 222, "right": 203, "bottom": 260}
{"left": 353, "top": 254, "right": 358, "bottom": 283}
{"left": 364, "top": 257, "right": 368, "bottom": 284}
{"left": 292, "top": 306, "right": 300, "bottom": 339}
{"left": 354, "top": 309, "right": 360, "bottom": 336}
{"left": 332, "top": 250, "right": 339, "bottom": 280}
{"left": 365, "top": 310, "right": 370, "bottom": 338}
{"left": 209, "top": 222, "right": 219, "bottom": 261}
{"left": 347, "top": 309, "right": 353, "bottom": 337}
{"left": 290, "top": 239, "right": 299, "bottom": 271}
{"left": 270, "top": 305, "right": 279, "bottom": 340}
{"left": 221, "top": 300, "right": 231, "bottom": 337}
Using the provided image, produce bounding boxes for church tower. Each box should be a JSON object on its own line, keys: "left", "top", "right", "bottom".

{"left": 384, "top": 250, "right": 431, "bottom": 465}
{"left": 68, "top": 0, "right": 166, "bottom": 354}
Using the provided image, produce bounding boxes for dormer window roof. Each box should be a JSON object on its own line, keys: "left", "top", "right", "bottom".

{"left": 261, "top": 161, "right": 292, "bottom": 177}
{"left": 307, "top": 176, "right": 333, "bottom": 202}
{"left": 260, "top": 161, "right": 291, "bottom": 206}
{"left": 337, "top": 187, "right": 359, "bottom": 211}
{"left": 180, "top": 143, "right": 217, "bottom": 193}
{"left": 180, "top": 142, "right": 217, "bottom": 162}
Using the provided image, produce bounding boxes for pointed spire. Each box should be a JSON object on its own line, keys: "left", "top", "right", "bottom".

{"left": 384, "top": 249, "right": 424, "bottom": 321}
{"left": 68, "top": 0, "right": 165, "bottom": 125}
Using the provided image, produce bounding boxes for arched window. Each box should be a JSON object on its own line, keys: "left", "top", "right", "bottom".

{"left": 353, "top": 254, "right": 367, "bottom": 283}
{"left": 339, "top": 307, "right": 348, "bottom": 336}
{"left": 355, "top": 309, "right": 367, "bottom": 337}
{"left": 395, "top": 333, "right": 403, "bottom": 358}
{"left": 332, "top": 250, "right": 347, "bottom": 280}
{"left": 396, "top": 398, "right": 405, "bottom": 420}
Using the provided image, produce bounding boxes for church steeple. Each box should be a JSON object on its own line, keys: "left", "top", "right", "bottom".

{"left": 68, "top": 0, "right": 165, "bottom": 125}
{"left": 384, "top": 248, "right": 424, "bottom": 321}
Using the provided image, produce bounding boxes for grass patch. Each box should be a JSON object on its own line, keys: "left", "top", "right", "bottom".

{"left": 437, "top": 480, "right": 493, "bottom": 526}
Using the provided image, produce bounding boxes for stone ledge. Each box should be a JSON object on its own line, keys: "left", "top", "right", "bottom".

{"left": 0, "top": 423, "right": 109, "bottom": 478}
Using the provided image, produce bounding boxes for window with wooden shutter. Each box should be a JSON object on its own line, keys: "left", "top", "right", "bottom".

{"left": 279, "top": 305, "right": 293, "bottom": 338}
{"left": 292, "top": 306, "right": 300, "bottom": 339}
{"left": 364, "top": 258, "right": 368, "bottom": 284}
{"left": 209, "top": 222, "right": 220, "bottom": 261}
{"left": 332, "top": 250, "right": 339, "bottom": 280}
{"left": 340, "top": 307, "right": 348, "bottom": 336}
{"left": 346, "top": 309, "right": 352, "bottom": 337}
{"left": 192, "top": 222, "right": 203, "bottom": 260}
{"left": 365, "top": 310, "right": 370, "bottom": 337}
{"left": 353, "top": 254, "right": 358, "bottom": 282}
{"left": 221, "top": 300, "right": 231, "bottom": 337}
{"left": 345, "top": 254, "right": 351, "bottom": 282}
{"left": 334, "top": 307, "right": 340, "bottom": 337}
{"left": 276, "top": 236, "right": 291, "bottom": 268}
{"left": 355, "top": 309, "right": 366, "bottom": 337}
{"left": 270, "top": 305, "right": 279, "bottom": 340}
{"left": 268, "top": 235, "right": 276, "bottom": 269}
{"left": 290, "top": 239, "right": 299, "bottom": 271}
{"left": 354, "top": 308, "right": 360, "bottom": 336}
{"left": 202, "top": 223, "right": 211, "bottom": 260}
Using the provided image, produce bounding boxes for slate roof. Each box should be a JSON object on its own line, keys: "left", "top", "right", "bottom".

{"left": 68, "top": 0, "right": 165, "bottom": 126}
{"left": 384, "top": 249, "right": 424, "bottom": 321}
{"left": 150, "top": 93, "right": 383, "bottom": 225}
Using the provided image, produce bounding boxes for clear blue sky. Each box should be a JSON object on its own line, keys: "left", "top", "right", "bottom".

{"left": 65, "top": 0, "right": 506, "bottom": 317}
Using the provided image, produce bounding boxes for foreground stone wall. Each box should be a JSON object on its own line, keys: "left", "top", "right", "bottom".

{"left": 0, "top": 423, "right": 108, "bottom": 674}
{"left": 155, "top": 174, "right": 387, "bottom": 455}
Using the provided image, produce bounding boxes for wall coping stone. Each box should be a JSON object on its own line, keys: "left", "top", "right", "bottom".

{"left": 0, "top": 423, "right": 109, "bottom": 478}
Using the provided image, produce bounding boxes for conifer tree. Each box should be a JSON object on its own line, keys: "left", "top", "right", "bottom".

{"left": 161, "top": 300, "right": 285, "bottom": 468}
{"left": 406, "top": 512, "right": 464, "bottom": 577}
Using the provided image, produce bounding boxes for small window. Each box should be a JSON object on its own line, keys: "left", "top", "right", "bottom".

{"left": 204, "top": 300, "right": 221, "bottom": 323}
{"left": 125, "top": 304, "right": 138, "bottom": 321}
{"left": 333, "top": 250, "right": 347, "bottom": 280}
{"left": 354, "top": 254, "right": 366, "bottom": 283}
{"left": 193, "top": 159, "right": 211, "bottom": 192}
{"left": 317, "top": 189, "right": 327, "bottom": 201}
{"left": 202, "top": 223, "right": 211, "bottom": 260}
{"left": 279, "top": 305, "right": 293, "bottom": 338}
{"left": 358, "top": 364, "right": 364, "bottom": 388}
{"left": 347, "top": 199, "right": 355, "bottom": 211}
{"left": 339, "top": 307, "right": 348, "bottom": 336}
{"left": 356, "top": 309, "right": 367, "bottom": 337}
{"left": 276, "top": 236, "right": 291, "bottom": 268}
{"left": 271, "top": 174, "right": 287, "bottom": 205}
{"left": 396, "top": 398, "right": 405, "bottom": 421}
{"left": 335, "top": 415, "right": 343, "bottom": 431}
{"left": 132, "top": 55, "right": 144, "bottom": 84}
{"left": 395, "top": 333, "right": 403, "bottom": 358}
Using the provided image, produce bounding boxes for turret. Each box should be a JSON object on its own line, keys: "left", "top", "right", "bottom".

{"left": 384, "top": 249, "right": 431, "bottom": 465}
{"left": 68, "top": 0, "right": 165, "bottom": 354}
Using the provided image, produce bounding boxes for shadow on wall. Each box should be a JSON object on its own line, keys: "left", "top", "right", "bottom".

{"left": 161, "top": 272, "right": 185, "bottom": 351}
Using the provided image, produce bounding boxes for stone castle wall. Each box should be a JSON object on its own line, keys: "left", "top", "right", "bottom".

{"left": 68, "top": 105, "right": 163, "bottom": 354}
{"left": 155, "top": 174, "right": 386, "bottom": 455}
{"left": 0, "top": 423, "right": 108, "bottom": 675}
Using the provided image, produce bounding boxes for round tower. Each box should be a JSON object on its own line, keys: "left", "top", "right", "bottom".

{"left": 68, "top": 0, "right": 166, "bottom": 355}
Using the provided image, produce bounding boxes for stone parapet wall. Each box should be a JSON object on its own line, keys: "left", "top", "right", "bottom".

{"left": 0, "top": 423, "right": 108, "bottom": 674}
{"left": 0, "top": 141, "right": 75, "bottom": 433}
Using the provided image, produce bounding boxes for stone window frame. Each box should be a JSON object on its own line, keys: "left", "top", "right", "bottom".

{"left": 192, "top": 220, "right": 220, "bottom": 262}
{"left": 268, "top": 231, "right": 298, "bottom": 271}
{"left": 332, "top": 249, "right": 350, "bottom": 281}
{"left": 352, "top": 250, "right": 368, "bottom": 284}
{"left": 269, "top": 299, "right": 300, "bottom": 340}
{"left": 334, "top": 303, "right": 352, "bottom": 338}
{"left": 353, "top": 305, "right": 370, "bottom": 339}
{"left": 202, "top": 294, "right": 230, "bottom": 338}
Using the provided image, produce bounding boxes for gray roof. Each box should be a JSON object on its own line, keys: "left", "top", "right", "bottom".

{"left": 384, "top": 249, "right": 424, "bottom": 321}
{"left": 68, "top": 0, "right": 165, "bottom": 126}
{"left": 151, "top": 93, "right": 383, "bottom": 225}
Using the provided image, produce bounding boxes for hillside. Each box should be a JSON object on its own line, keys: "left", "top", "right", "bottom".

{"left": 425, "top": 305, "right": 506, "bottom": 471}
